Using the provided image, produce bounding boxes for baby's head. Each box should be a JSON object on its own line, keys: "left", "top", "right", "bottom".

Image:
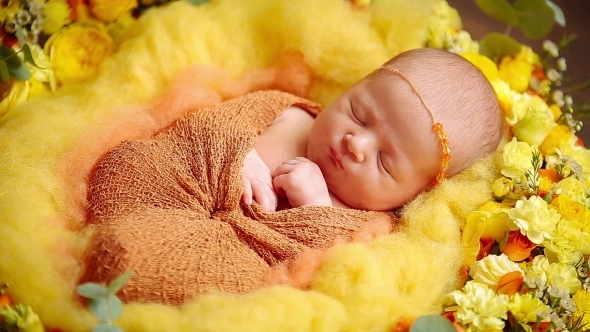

{"left": 307, "top": 48, "right": 502, "bottom": 211}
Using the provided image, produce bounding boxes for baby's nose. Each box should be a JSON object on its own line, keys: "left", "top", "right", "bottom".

{"left": 344, "top": 133, "right": 370, "bottom": 162}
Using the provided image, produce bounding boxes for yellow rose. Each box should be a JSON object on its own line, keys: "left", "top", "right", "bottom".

{"left": 551, "top": 194, "right": 586, "bottom": 222}
{"left": 512, "top": 97, "right": 556, "bottom": 147}
{"left": 89, "top": 0, "right": 138, "bottom": 22}
{"left": 540, "top": 124, "right": 576, "bottom": 156}
{"left": 491, "top": 80, "right": 518, "bottom": 125}
{"left": 495, "top": 137, "right": 536, "bottom": 179}
{"left": 492, "top": 177, "right": 513, "bottom": 200}
{"left": 498, "top": 56, "right": 533, "bottom": 92}
{"left": 45, "top": 23, "right": 114, "bottom": 85}
{"left": 548, "top": 104, "right": 562, "bottom": 121}
{"left": 462, "top": 202, "right": 512, "bottom": 265}
{"left": 461, "top": 53, "right": 498, "bottom": 82}
{"left": 0, "top": 81, "right": 29, "bottom": 119}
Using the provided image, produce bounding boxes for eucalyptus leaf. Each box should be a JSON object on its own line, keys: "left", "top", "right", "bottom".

{"left": 546, "top": 0, "right": 566, "bottom": 27}
{"left": 514, "top": 0, "right": 555, "bottom": 39}
{"left": 92, "top": 324, "right": 124, "bottom": 332}
{"left": 8, "top": 61, "right": 31, "bottom": 81}
{"left": 185, "top": 0, "right": 209, "bottom": 5}
{"left": 0, "top": 45, "right": 21, "bottom": 68}
{"left": 88, "top": 298, "right": 108, "bottom": 322}
{"left": 410, "top": 315, "right": 456, "bottom": 332}
{"left": 106, "top": 270, "right": 133, "bottom": 295}
{"left": 479, "top": 32, "right": 522, "bottom": 62}
{"left": 21, "top": 44, "right": 42, "bottom": 68}
{"left": 475, "top": 0, "right": 518, "bottom": 26}
{"left": 77, "top": 283, "right": 108, "bottom": 300}
{"left": 15, "top": 26, "right": 26, "bottom": 46}
{"left": 0, "top": 62, "right": 9, "bottom": 83}
{"left": 107, "top": 295, "right": 123, "bottom": 319}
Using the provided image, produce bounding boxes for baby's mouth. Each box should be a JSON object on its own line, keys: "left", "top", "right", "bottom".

{"left": 330, "top": 147, "right": 343, "bottom": 170}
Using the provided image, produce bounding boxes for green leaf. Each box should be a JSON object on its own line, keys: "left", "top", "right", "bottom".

{"left": 475, "top": 0, "right": 518, "bottom": 26}
{"left": 8, "top": 61, "right": 31, "bottom": 81}
{"left": 92, "top": 324, "right": 124, "bottom": 332}
{"left": 514, "top": 0, "right": 555, "bottom": 39}
{"left": 0, "top": 45, "right": 21, "bottom": 68}
{"left": 546, "top": 0, "right": 566, "bottom": 27}
{"left": 88, "top": 298, "right": 108, "bottom": 322}
{"left": 107, "top": 295, "right": 123, "bottom": 319}
{"left": 479, "top": 32, "right": 522, "bottom": 62}
{"left": 15, "top": 26, "right": 25, "bottom": 46}
{"left": 410, "top": 315, "right": 456, "bottom": 332}
{"left": 184, "top": 0, "right": 209, "bottom": 5}
{"left": 106, "top": 270, "right": 133, "bottom": 295}
{"left": 0, "top": 61, "right": 9, "bottom": 83}
{"left": 21, "top": 44, "right": 42, "bottom": 68}
{"left": 77, "top": 283, "right": 108, "bottom": 300}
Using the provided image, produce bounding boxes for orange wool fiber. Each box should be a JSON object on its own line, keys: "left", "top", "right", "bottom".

{"left": 60, "top": 52, "right": 313, "bottom": 228}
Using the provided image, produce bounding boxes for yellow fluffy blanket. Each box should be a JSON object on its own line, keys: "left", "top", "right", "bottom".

{"left": 0, "top": 0, "right": 497, "bottom": 331}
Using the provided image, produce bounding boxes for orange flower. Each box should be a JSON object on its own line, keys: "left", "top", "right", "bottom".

{"left": 502, "top": 231, "right": 536, "bottom": 261}
{"left": 477, "top": 237, "right": 495, "bottom": 261}
{"left": 496, "top": 271, "right": 523, "bottom": 295}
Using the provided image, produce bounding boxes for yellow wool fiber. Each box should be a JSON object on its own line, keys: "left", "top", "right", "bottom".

{"left": 0, "top": 0, "right": 499, "bottom": 331}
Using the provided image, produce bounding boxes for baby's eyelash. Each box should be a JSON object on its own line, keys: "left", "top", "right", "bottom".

{"left": 351, "top": 105, "right": 364, "bottom": 126}
{"left": 379, "top": 152, "right": 390, "bottom": 175}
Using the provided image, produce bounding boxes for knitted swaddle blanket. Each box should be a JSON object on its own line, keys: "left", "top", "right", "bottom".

{"left": 82, "top": 90, "right": 396, "bottom": 304}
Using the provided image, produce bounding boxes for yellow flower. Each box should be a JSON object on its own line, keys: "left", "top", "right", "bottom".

{"left": 572, "top": 145, "right": 590, "bottom": 174}
{"left": 544, "top": 260, "right": 582, "bottom": 293}
{"left": 445, "top": 281, "right": 508, "bottom": 331}
{"left": 512, "top": 97, "right": 556, "bottom": 147}
{"left": 0, "top": 0, "right": 21, "bottom": 22}
{"left": 548, "top": 104, "right": 562, "bottom": 121}
{"left": 540, "top": 124, "right": 577, "bottom": 157}
{"left": 495, "top": 138, "right": 536, "bottom": 179}
{"left": 27, "top": 79, "right": 50, "bottom": 100}
{"left": 498, "top": 56, "right": 533, "bottom": 93}
{"left": 461, "top": 53, "right": 498, "bottom": 82}
{"left": 0, "top": 81, "right": 29, "bottom": 119}
{"left": 41, "top": 0, "right": 72, "bottom": 35}
{"left": 572, "top": 290, "right": 590, "bottom": 328}
{"left": 89, "top": 0, "right": 138, "bottom": 22}
{"left": 106, "top": 11, "right": 137, "bottom": 43}
{"left": 551, "top": 194, "right": 586, "bottom": 222}
{"left": 491, "top": 80, "right": 519, "bottom": 125}
{"left": 45, "top": 23, "right": 114, "bottom": 85}
{"left": 507, "top": 293, "right": 551, "bottom": 327}
{"left": 470, "top": 254, "right": 523, "bottom": 289}
{"left": 507, "top": 196, "right": 560, "bottom": 245}
{"left": 543, "top": 219, "right": 590, "bottom": 264}
{"left": 554, "top": 177, "right": 586, "bottom": 203}
{"left": 492, "top": 177, "right": 513, "bottom": 200}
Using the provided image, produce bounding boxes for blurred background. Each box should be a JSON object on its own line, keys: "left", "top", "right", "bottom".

{"left": 447, "top": 0, "right": 590, "bottom": 142}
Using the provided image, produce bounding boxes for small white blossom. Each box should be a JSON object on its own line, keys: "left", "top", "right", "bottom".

{"left": 543, "top": 40, "right": 559, "bottom": 57}
{"left": 547, "top": 68, "right": 563, "bottom": 82}
{"left": 557, "top": 57, "right": 567, "bottom": 71}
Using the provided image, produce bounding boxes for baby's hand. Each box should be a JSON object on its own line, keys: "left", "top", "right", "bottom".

{"left": 272, "top": 157, "right": 332, "bottom": 208}
{"left": 241, "top": 149, "right": 277, "bottom": 211}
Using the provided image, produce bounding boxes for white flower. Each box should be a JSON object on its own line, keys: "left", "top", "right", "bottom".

{"left": 470, "top": 254, "right": 523, "bottom": 288}
{"left": 446, "top": 281, "right": 509, "bottom": 331}
{"left": 542, "top": 40, "right": 559, "bottom": 58}
{"left": 507, "top": 196, "right": 560, "bottom": 244}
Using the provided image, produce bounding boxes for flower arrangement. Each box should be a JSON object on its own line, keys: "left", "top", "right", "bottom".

{"left": 1, "top": 0, "right": 589, "bottom": 331}
{"left": 423, "top": 0, "right": 590, "bottom": 331}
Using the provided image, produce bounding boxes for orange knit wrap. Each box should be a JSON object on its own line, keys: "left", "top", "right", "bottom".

{"left": 81, "top": 90, "right": 396, "bottom": 305}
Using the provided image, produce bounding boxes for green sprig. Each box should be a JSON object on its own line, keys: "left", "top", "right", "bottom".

{"left": 76, "top": 271, "right": 133, "bottom": 332}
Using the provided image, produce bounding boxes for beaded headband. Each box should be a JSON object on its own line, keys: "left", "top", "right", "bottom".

{"left": 376, "top": 67, "right": 451, "bottom": 185}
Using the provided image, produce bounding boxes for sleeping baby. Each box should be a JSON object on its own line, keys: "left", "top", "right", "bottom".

{"left": 243, "top": 47, "right": 503, "bottom": 212}
{"left": 81, "top": 47, "right": 503, "bottom": 304}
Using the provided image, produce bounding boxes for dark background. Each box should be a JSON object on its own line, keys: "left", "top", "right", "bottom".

{"left": 447, "top": 0, "right": 590, "bottom": 142}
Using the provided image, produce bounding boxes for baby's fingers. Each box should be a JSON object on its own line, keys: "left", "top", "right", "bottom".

{"left": 251, "top": 180, "right": 277, "bottom": 211}
{"left": 241, "top": 177, "right": 253, "bottom": 205}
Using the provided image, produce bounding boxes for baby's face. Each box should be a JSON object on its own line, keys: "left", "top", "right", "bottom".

{"left": 307, "top": 71, "right": 442, "bottom": 210}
